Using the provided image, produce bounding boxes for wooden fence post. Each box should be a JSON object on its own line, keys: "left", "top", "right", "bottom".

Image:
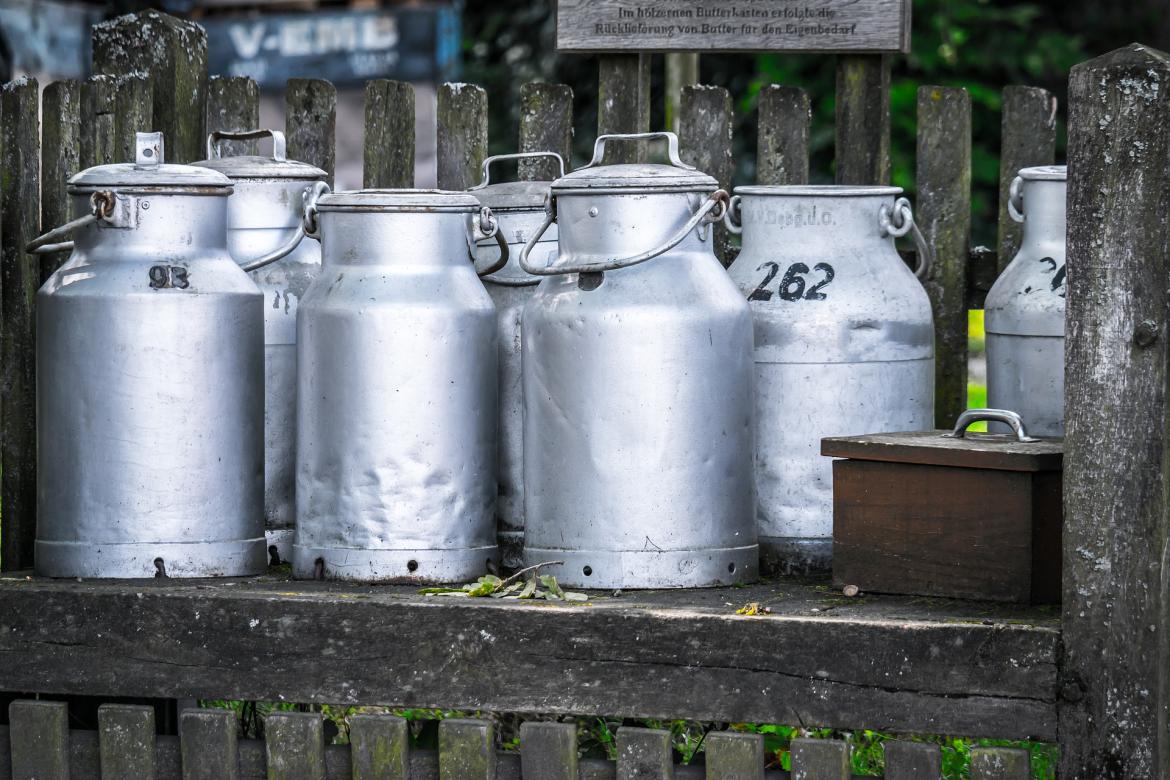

{"left": 41, "top": 79, "right": 81, "bottom": 282}
{"left": 99, "top": 704, "right": 157, "bottom": 779}
{"left": 705, "top": 732, "right": 764, "bottom": 780}
{"left": 616, "top": 728, "right": 672, "bottom": 780}
{"left": 364, "top": 80, "right": 415, "bottom": 189}
{"left": 835, "top": 54, "right": 890, "bottom": 184}
{"left": 206, "top": 76, "right": 261, "bottom": 157}
{"left": 1061, "top": 42, "right": 1170, "bottom": 777}
{"left": 264, "top": 711, "right": 326, "bottom": 780}
{"left": 519, "top": 82, "right": 574, "bottom": 179}
{"left": 598, "top": 54, "right": 651, "bottom": 164}
{"left": 0, "top": 78, "right": 40, "bottom": 573}
{"left": 519, "top": 722, "right": 578, "bottom": 780}
{"left": 81, "top": 74, "right": 116, "bottom": 169}
{"left": 757, "top": 85, "right": 810, "bottom": 186}
{"left": 917, "top": 86, "right": 972, "bottom": 428}
{"left": 92, "top": 9, "right": 207, "bottom": 164}
{"left": 679, "top": 85, "right": 733, "bottom": 265}
{"left": 9, "top": 700, "right": 69, "bottom": 780}
{"left": 114, "top": 73, "right": 153, "bottom": 164}
{"left": 437, "top": 83, "right": 488, "bottom": 191}
{"left": 439, "top": 719, "right": 496, "bottom": 780}
{"left": 285, "top": 79, "right": 336, "bottom": 187}
{"left": 664, "top": 52, "right": 699, "bottom": 135}
{"left": 996, "top": 86, "right": 1057, "bottom": 274}
{"left": 180, "top": 709, "right": 240, "bottom": 780}
{"left": 349, "top": 714, "right": 409, "bottom": 780}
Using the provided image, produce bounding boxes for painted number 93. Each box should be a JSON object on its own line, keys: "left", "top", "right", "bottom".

{"left": 748, "top": 261, "right": 835, "bottom": 302}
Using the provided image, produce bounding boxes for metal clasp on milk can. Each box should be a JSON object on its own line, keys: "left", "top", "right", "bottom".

{"left": 29, "top": 132, "right": 267, "bottom": 579}
{"left": 725, "top": 184, "right": 936, "bottom": 576}
{"left": 292, "top": 189, "right": 504, "bottom": 583}
{"left": 192, "top": 129, "right": 331, "bottom": 564}
{"left": 467, "top": 151, "right": 565, "bottom": 569}
{"left": 519, "top": 131, "right": 757, "bottom": 589}
{"left": 985, "top": 165, "right": 1067, "bottom": 438}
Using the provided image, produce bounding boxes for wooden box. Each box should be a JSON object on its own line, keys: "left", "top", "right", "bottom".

{"left": 822, "top": 429, "right": 1063, "bottom": 603}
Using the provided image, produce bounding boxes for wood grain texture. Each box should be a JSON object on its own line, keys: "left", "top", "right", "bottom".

{"left": 40, "top": 79, "right": 81, "bottom": 282}
{"left": 206, "top": 76, "right": 261, "bottom": 158}
{"left": 0, "top": 576, "right": 1058, "bottom": 741}
{"left": 757, "top": 85, "right": 809, "bottom": 185}
{"left": 790, "top": 738, "right": 849, "bottom": 779}
{"left": 0, "top": 78, "right": 40, "bottom": 573}
{"left": 81, "top": 74, "right": 116, "bottom": 168}
{"left": 92, "top": 9, "right": 207, "bottom": 164}
{"left": 616, "top": 728, "right": 672, "bottom": 780}
{"left": 597, "top": 55, "right": 650, "bottom": 164}
{"left": 916, "top": 86, "right": 972, "bottom": 429}
{"left": 286, "top": 80, "right": 336, "bottom": 187}
{"left": 664, "top": 53, "right": 699, "bottom": 135}
{"left": 555, "top": 0, "right": 910, "bottom": 53}
{"left": 970, "top": 746, "right": 1030, "bottom": 779}
{"left": 436, "top": 83, "right": 487, "bottom": 191}
{"left": 820, "top": 430, "right": 1063, "bottom": 472}
{"left": 1061, "top": 43, "right": 1170, "bottom": 778}
{"left": 114, "top": 73, "right": 153, "bottom": 163}
{"left": 883, "top": 741, "right": 941, "bottom": 780}
{"left": 438, "top": 720, "right": 495, "bottom": 780}
{"left": 9, "top": 700, "right": 69, "bottom": 780}
{"left": 519, "top": 722, "right": 577, "bottom": 780}
{"left": 99, "top": 704, "right": 156, "bottom": 780}
{"left": 678, "top": 85, "right": 733, "bottom": 264}
{"left": 704, "top": 732, "right": 763, "bottom": 780}
{"left": 181, "top": 709, "right": 240, "bottom": 780}
{"left": 519, "top": 83, "right": 574, "bottom": 180}
{"left": 265, "top": 712, "right": 326, "bottom": 780}
{"left": 996, "top": 86, "right": 1057, "bottom": 274}
{"left": 363, "top": 80, "right": 415, "bottom": 189}
{"left": 350, "top": 714, "right": 408, "bottom": 780}
{"left": 834, "top": 55, "right": 889, "bottom": 184}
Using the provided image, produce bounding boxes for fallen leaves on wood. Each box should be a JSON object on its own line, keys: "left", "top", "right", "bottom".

{"left": 736, "top": 602, "right": 772, "bottom": 616}
{"left": 419, "top": 561, "right": 589, "bottom": 603}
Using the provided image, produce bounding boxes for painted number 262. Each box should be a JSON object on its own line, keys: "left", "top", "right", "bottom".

{"left": 748, "top": 261, "right": 835, "bottom": 302}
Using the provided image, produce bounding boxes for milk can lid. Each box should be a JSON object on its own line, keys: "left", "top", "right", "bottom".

{"left": 1017, "top": 165, "right": 1066, "bottom": 181}
{"left": 317, "top": 189, "right": 483, "bottom": 211}
{"left": 191, "top": 129, "right": 328, "bottom": 180}
{"left": 468, "top": 152, "right": 564, "bottom": 211}
{"left": 70, "top": 133, "right": 232, "bottom": 190}
{"left": 551, "top": 132, "right": 718, "bottom": 195}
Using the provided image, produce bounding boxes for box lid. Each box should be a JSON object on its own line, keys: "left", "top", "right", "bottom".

{"left": 821, "top": 410, "right": 1063, "bottom": 472}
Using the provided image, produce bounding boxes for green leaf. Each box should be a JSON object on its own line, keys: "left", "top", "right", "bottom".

{"left": 539, "top": 574, "right": 565, "bottom": 598}
{"left": 517, "top": 579, "right": 538, "bottom": 599}
{"left": 563, "top": 591, "right": 589, "bottom": 602}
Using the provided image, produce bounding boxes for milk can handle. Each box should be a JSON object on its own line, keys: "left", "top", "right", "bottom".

{"left": 581, "top": 131, "right": 695, "bottom": 171}
{"left": 25, "top": 191, "right": 118, "bottom": 255}
{"left": 1008, "top": 175, "right": 1025, "bottom": 223}
{"left": 723, "top": 194, "right": 743, "bottom": 235}
{"left": 470, "top": 206, "right": 510, "bottom": 277}
{"left": 518, "top": 189, "right": 729, "bottom": 276}
{"left": 469, "top": 152, "right": 566, "bottom": 190}
{"left": 944, "top": 408, "right": 1040, "bottom": 443}
{"left": 239, "top": 181, "right": 331, "bottom": 272}
{"left": 879, "top": 197, "right": 932, "bottom": 281}
{"left": 207, "top": 128, "right": 287, "bottom": 161}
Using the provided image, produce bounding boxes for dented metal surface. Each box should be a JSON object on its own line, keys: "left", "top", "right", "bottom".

{"left": 985, "top": 166, "right": 1067, "bottom": 438}
{"left": 192, "top": 129, "right": 329, "bottom": 561}
{"left": 36, "top": 133, "right": 267, "bottom": 579}
{"left": 521, "top": 132, "right": 758, "bottom": 589}
{"left": 726, "top": 186, "right": 935, "bottom": 575}
{"left": 294, "top": 189, "right": 499, "bottom": 583}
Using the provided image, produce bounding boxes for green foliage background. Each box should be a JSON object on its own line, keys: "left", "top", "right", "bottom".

{"left": 459, "top": 0, "right": 1156, "bottom": 246}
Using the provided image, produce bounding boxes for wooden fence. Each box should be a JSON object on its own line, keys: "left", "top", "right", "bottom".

{"left": 0, "top": 8, "right": 1166, "bottom": 778}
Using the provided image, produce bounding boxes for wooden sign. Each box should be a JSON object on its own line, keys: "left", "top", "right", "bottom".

{"left": 556, "top": 0, "right": 911, "bottom": 54}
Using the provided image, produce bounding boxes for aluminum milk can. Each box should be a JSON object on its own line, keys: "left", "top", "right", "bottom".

{"left": 519, "top": 132, "right": 758, "bottom": 589}
{"left": 32, "top": 133, "right": 266, "bottom": 578}
{"left": 293, "top": 189, "right": 506, "bottom": 582}
{"left": 725, "top": 186, "right": 935, "bottom": 575}
{"left": 193, "top": 129, "right": 330, "bottom": 563}
{"left": 468, "top": 151, "right": 564, "bottom": 568}
{"left": 985, "top": 166, "right": 1067, "bottom": 438}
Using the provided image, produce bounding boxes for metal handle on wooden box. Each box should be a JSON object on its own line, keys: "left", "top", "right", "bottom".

{"left": 944, "top": 409, "right": 1039, "bottom": 443}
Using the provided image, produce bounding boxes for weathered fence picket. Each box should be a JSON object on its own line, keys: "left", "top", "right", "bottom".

{"left": 438, "top": 719, "right": 495, "bottom": 780}
{"left": 834, "top": 54, "right": 890, "bottom": 185}
{"left": 518, "top": 82, "right": 574, "bottom": 179}
{"left": 363, "top": 79, "right": 415, "bottom": 189}
{"left": 790, "top": 737, "right": 850, "bottom": 780}
{"left": 81, "top": 74, "right": 116, "bottom": 168}
{"left": 597, "top": 54, "right": 651, "bottom": 163}
{"left": 519, "top": 722, "right": 577, "bottom": 780}
{"left": 285, "top": 79, "right": 337, "bottom": 187}
{"left": 265, "top": 712, "right": 326, "bottom": 780}
{"left": 916, "top": 85, "right": 973, "bottom": 428}
{"left": 756, "top": 84, "right": 810, "bottom": 186}
{"left": 1061, "top": 42, "right": 1170, "bottom": 777}
{"left": 996, "top": 86, "right": 1057, "bottom": 273}
{"left": 703, "top": 732, "right": 764, "bottom": 780}
{"left": 113, "top": 72, "right": 153, "bottom": 164}
{"left": 882, "top": 741, "right": 941, "bottom": 780}
{"left": 679, "top": 85, "right": 734, "bottom": 265}
{"left": 180, "top": 709, "right": 240, "bottom": 780}
{"left": 616, "top": 728, "right": 673, "bottom": 780}
{"left": 349, "top": 714, "right": 409, "bottom": 780}
{"left": 99, "top": 704, "right": 157, "bottom": 779}
{"left": 40, "top": 79, "right": 81, "bottom": 282}
{"left": 206, "top": 75, "right": 261, "bottom": 157}
{"left": 436, "top": 83, "right": 488, "bottom": 192}
{"left": 9, "top": 700, "right": 69, "bottom": 780}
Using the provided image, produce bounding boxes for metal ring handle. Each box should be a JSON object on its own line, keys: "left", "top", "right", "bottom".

{"left": 879, "top": 198, "right": 932, "bottom": 281}
{"left": 1008, "top": 175, "right": 1025, "bottom": 223}
{"left": 519, "top": 190, "right": 728, "bottom": 276}
{"left": 26, "top": 191, "right": 116, "bottom": 255}
{"left": 581, "top": 131, "right": 695, "bottom": 171}
{"left": 207, "top": 129, "right": 287, "bottom": 161}
{"left": 239, "top": 181, "right": 328, "bottom": 272}
{"left": 723, "top": 194, "right": 743, "bottom": 235}
{"left": 470, "top": 206, "right": 510, "bottom": 277}
{"left": 944, "top": 408, "right": 1039, "bottom": 443}
{"left": 469, "top": 152, "right": 566, "bottom": 190}
{"left": 300, "top": 181, "right": 332, "bottom": 241}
